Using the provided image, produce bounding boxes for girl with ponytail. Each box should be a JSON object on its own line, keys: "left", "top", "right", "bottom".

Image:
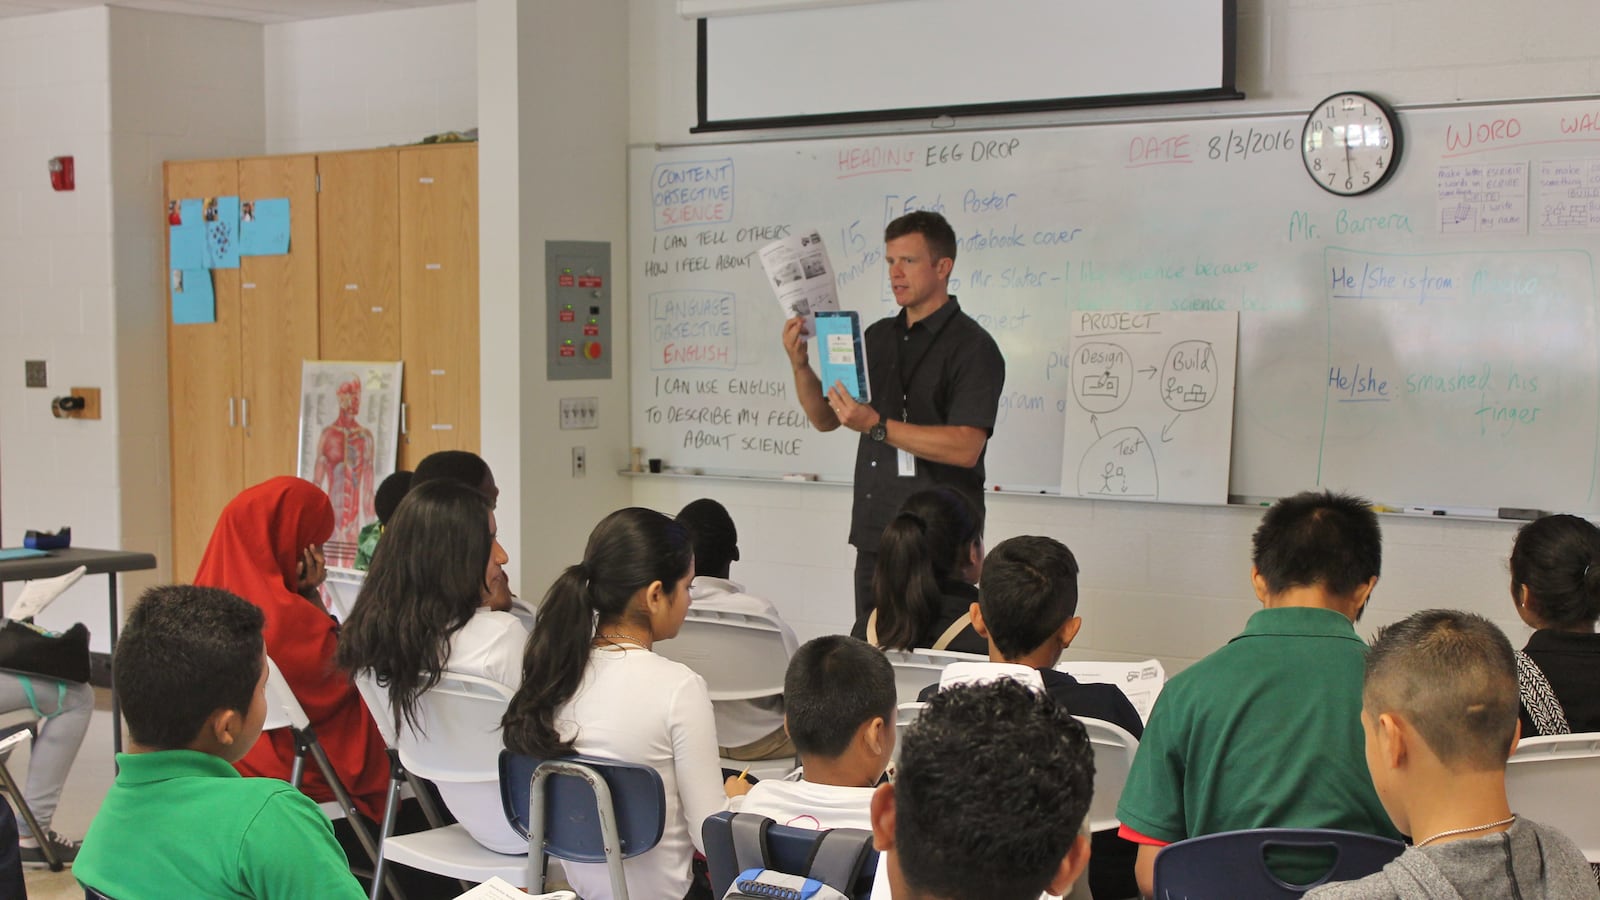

{"left": 1509, "top": 513, "right": 1600, "bottom": 735}
{"left": 502, "top": 507, "right": 749, "bottom": 898}
{"left": 860, "top": 486, "right": 987, "bottom": 654}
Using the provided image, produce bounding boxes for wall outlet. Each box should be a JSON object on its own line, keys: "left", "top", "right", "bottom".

{"left": 560, "top": 396, "right": 599, "bottom": 430}
{"left": 24, "top": 360, "right": 46, "bottom": 388}
{"left": 572, "top": 445, "right": 587, "bottom": 478}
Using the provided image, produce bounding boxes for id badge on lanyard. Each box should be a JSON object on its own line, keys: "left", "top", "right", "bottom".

{"left": 898, "top": 400, "right": 916, "bottom": 477}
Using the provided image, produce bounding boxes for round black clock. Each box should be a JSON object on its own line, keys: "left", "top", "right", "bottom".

{"left": 1302, "top": 91, "right": 1402, "bottom": 196}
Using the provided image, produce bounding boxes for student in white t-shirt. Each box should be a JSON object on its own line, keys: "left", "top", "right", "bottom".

{"left": 676, "top": 498, "right": 801, "bottom": 760}
{"left": 501, "top": 507, "right": 751, "bottom": 900}
{"left": 741, "top": 635, "right": 896, "bottom": 831}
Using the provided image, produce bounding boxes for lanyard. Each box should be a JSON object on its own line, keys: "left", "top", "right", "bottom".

{"left": 895, "top": 310, "right": 954, "bottom": 422}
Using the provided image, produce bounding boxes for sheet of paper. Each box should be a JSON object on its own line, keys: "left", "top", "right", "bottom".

{"left": 238, "top": 197, "right": 291, "bottom": 256}
{"left": 1537, "top": 158, "right": 1600, "bottom": 231}
{"left": 1436, "top": 163, "right": 1528, "bottom": 234}
{"left": 759, "top": 229, "right": 839, "bottom": 337}
{"left": 168, "top": 199, "right": 206, "bottom": 269}
{"left": 172, "top": 268, "right": 216, "bottom": 325}
{"left": 1055, "top": 658, "right": 1166, "bottom": 724}
{"left": 204, "top": 195, "right": 241, "bottom": 269}
{"left": 8, "top": 565, "right": 86, "bottom": 621}
{"left": 453, "top": 876, "right": 574, "bottom": 899}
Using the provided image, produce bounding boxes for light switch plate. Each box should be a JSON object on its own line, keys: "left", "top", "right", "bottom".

{"left": 25, "top": 360, "right": 46, "bottom": 388}
{"left": 560, "top": 397, "right": 599, "bottom": 430}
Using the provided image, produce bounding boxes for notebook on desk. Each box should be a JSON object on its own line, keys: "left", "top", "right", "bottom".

{"left": 0, "top": 549, "right": 49, "bottom": 561}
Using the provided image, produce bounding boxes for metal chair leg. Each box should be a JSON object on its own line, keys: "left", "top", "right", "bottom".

{"left": 304, "top": 729, "right": 407, "bottom": 900}
{"left": 0, "top": 757, "right": 60, "bottom": 872}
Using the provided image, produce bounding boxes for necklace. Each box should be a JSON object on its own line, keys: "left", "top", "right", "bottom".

{"left": 1414, "top": 814, "right": 1516, "bottom": 848}
{"left": 593, "top": 632, "right": 648, "bottom": 649}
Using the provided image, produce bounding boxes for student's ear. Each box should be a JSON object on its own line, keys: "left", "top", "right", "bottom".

{"left": 1250, "top": 566, "right": 1269, "bottom": 604}
{"left": 782, "top": 713, "right": 792, "bottom": 741}
{"left": 207, "top": 706, "right": 244, "bottom": 750}
{"left": 1375, "top": 711, "right": 1407, "bottom": 770}
{"left": 970, "top": 602, "right": 989, "bottom": 639}
{"left": 1045, "top": 832, "right": 1093, "bottom": 897}
{"left": 643, "top": 579, "right": 668, "bottom": 613}
{"left": 1058, "top": 616, "right": 1083, "bottom": 649}
{"left": 1353, "top": 576, "right": 1378, "bottom": 614}
{"left": 732, "top": 545, "right": 741, "bottom": 563}
{"left": 869, "top": 781, "right": 897, "bottom": 852}
{"left": 863, "top": 714, "right": 889, "bottom": 758}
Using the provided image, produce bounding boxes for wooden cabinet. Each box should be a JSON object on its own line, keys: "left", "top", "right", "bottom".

{"left": 398, "top": 144, "right": 480, "bottom": 468}
{"left": 166, "top": 145, "right": 478, "bottom": 575}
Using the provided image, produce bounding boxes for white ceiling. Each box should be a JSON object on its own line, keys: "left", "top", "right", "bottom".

{"left": 0, "top": 0, "right": 471, "bottom": 26}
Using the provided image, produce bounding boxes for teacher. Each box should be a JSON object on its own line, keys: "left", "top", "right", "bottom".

{"left": 781, "top": 211, "right": 1005, "bottom": 631}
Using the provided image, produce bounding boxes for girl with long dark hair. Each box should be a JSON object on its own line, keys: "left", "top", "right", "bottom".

{"left": 861, "top": 486, "right": 987, "bottom": 653}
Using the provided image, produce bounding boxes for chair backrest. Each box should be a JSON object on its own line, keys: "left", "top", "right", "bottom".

{"left": 84, "top": 887, "right": 117, "bottom": 900}
{"left": 703, "top": 811, "right": 878, "bottom": 899}
{"left": 350, "top": 669, "right": 400, "bottom": 747}
{"left": 322, "top": 565, "right": 366, "bottom": 620}
{"left": 1153, "top": 828, "right": 1405, "bottom": 899}
{"left": 892, "top": 701, "right": 925, "bottom": 767}
{"left": 1506, "top": 731, "right": 1600, "bottom": 862}
{"left": 499, "top": 752, "right": 666, "bottom": 863}
{"left": 1076, "top": 716, "right": 1139, "bottom": 833}
{"left": 262, "top": 655, "right": 309, "bottom": 732}
{"left": 652, "top": 609, "right": 790, "bottom": 700}
{"left": 389, "top": 671, "right": 514, "bottom": 785}
{"left": 882, "top": 648, "right": 988, "bottom": 706}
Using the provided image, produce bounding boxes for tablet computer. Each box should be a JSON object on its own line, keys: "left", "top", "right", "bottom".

{"left": 814, "top": 310, "right": 870, "bottom": 402}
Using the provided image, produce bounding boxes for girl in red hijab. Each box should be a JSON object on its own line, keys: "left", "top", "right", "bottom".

{"left": 193, "top": 476, "right": 389, "bottom": 820}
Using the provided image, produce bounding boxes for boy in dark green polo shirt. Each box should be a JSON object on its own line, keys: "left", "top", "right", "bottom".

{"left": 1115, "top": 490, "right": 1401, "bottom": 897}
{"left": 75, "top": 585, "right": 365, "bottom": 900}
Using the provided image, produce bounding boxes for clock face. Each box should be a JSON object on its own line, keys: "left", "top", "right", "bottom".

{"left": 1302, "top": 92, "right": 1402, "bottom": 196}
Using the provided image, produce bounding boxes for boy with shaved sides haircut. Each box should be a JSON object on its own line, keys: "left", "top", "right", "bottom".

{"left": 1305, "top": 610, "right": 1597, "bottom": 899}
{"left": 1117, "top": 490, "right": 1400, "bottom": 897}
{"left": 739, "top": 635, "right": 896, "bottom": 830}
{"left": 76, "top": 586, "right": 365, "bottom": 900}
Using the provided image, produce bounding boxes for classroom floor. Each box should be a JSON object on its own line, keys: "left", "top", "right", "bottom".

{"left": 16, "top": 686, "right": 115, "bottom": 900}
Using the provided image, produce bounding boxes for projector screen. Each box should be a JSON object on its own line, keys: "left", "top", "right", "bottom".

{"left": 698, "top": 0, "right": 1239, "bottom": 131}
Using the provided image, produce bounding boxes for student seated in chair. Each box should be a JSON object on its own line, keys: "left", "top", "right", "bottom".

{"left": 740, "top": 635, "right": 896, "bottom": 830}
{"left": 1303, "top": 609, "right": 1598, "bottom": 899}
{"left": 352, "top": 468, "right": 411, "bottom": 571}
{"left": 676, "top": 497, "right": 800, "bottom": 761}
{"left": 1116, "top": 490, "right": 1400, "bottom": 898}
{"left": 916, "top": 534, "right": 1141, "bottom": 899}
{"left": 75, "top": 585, "right": 365, "bottom": 899}
{"left": 871, "top": 679, "right": 1093, "bottom": 900}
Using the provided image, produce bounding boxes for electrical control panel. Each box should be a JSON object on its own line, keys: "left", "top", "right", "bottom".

{"left": 546, "top": 240, "right": 612, "bottom": 381}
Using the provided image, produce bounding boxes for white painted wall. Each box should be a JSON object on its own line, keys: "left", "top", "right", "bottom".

{"left": 0, "top": 7, "right": 263, "bottom": 649}
{"left": 264, "top": 3, "right": 476, "bottom": 154}
{"left": 623, "top": 0, "right": 1600, "bottom": 670}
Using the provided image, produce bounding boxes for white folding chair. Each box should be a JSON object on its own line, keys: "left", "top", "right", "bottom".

{"left": 654, "top": 608, "right": 797, "bottom": 779}
{"left": 323, "top": 566, "right": 366, "bottom": 620}
{"left": 368, "top": 672, "right": 527, "bottom": 897}
{"left": 882, "top": 648, "right": 988, "bottom": 707}
{"left": 1075, "top": 717, "right": 1139, "bottom": 834}
{"left": 892, "top": 701, "right": 926, "bottom": 767}
{"left": 262, "top": 657, "right": 402, "bottom": 898}
{"left": 1506, "top": 731, "right": 1600, "bottom": 864}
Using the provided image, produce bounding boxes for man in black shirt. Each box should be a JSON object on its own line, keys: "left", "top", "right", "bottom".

{"left": 781, "top": 211, "right": 1005, "bottom": 631}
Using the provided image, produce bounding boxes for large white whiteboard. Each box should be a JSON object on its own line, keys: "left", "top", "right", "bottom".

{"left": 630, "top": 98, "right": 1600, "bottom": 512}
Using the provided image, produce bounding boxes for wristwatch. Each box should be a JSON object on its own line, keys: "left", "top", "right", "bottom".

{"left": 869, "top": 420, "right": 888, "bottom": 442}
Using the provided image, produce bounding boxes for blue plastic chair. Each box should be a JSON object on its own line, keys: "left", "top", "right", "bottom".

{"left": 83, "top": 888, "right": 116, "bottom": 900}
{"left": 499, "top": 752, "right": 666, "bottom": 900}
{"left": 702, "top": 810, "right": 879, "bottom": 899}
{"left": 1153, "top": 828, "right": 1405, "bottom": 899}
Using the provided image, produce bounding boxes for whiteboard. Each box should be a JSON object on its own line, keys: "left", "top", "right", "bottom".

{"left": 630, "top": 97, "right": 1600, "bottom": 512}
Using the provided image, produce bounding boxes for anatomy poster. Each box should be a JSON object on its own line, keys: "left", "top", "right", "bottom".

{"left": 297, "top": 361, "right": 403, "bottom": 566}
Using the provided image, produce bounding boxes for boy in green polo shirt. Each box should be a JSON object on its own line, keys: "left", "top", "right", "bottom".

{"left": 75, "top": 585, "right": 365, "bottom": 900}
{"left": 1116, "top": 490, "right": 1401, "bottom": 897}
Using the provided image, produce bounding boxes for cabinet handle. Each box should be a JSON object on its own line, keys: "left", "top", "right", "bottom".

{"left": 241, "top": 397, "right": 250, "bottom": 431}
{"left": 228, "top": 397, "right": 236, "bottom": 428}
{"left": 400, "top": 402, "right": 408, "bottom": 436}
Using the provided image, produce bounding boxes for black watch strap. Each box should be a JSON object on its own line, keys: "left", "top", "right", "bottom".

{"left": 870, "top": 421, "right": 887, "bottom": 442}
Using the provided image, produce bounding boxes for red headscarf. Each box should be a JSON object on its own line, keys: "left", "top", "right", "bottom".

{"left": 194, "top": 476, "right": 388, "bottom": 819}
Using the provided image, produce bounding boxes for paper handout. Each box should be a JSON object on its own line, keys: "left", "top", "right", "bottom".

{"left": 759, "top": 229, "right": 839, "bottom": 337}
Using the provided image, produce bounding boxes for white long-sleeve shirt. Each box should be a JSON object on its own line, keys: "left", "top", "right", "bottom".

{"left": 555, "top": 644, "right": 737, "bottom": 899}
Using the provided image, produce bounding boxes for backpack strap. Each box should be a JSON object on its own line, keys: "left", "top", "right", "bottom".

{"left": 1516, "top": 650, "right": 1571, "bottom": 736}
{"left": 729, "top": 812, "right": 773, "bottom": 875}
{"left": 804, "top": 827, "right": 874, "bottom": 893}
{"left": 930, "top": 613, "right": 973, "bottom": 652}
{"left": 865, "top": 610, "right": 879, "bottom": 646}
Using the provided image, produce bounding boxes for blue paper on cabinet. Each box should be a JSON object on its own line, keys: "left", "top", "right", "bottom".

{"left": 238, "top": 198, "right": 290, "bottom": 256}
{"left": 203, "top": 196, "right": 240, "bottom": 269}
{"left": 171, "top": 269, "right": 215, "bottom": 325}
{"left": 168, "top": 199, "right": 205, "bottom": 270}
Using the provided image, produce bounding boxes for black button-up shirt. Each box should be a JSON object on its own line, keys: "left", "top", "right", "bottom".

{"left": 848, "top": 297, "right": 1006, "bottom": 550}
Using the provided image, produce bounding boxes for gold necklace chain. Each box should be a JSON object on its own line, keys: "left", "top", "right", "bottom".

{"left": 1415, "top": 814, "right": 1516, "bottom": 848}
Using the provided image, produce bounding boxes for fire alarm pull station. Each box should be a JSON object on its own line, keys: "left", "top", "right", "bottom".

{"left": 49, "top": 156, "right": 74, "bottom": 192}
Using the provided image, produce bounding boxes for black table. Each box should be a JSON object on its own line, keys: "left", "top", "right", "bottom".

{"left": 0, "top": 547, "right": 158, "bottom": 755}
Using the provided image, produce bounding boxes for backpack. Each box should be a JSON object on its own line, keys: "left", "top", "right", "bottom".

{"left": 720, "top": 812, "right": 875, "bottom": 900}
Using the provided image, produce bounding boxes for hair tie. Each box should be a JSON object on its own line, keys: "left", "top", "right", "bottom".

{"left": 1585, "top": 564, "right": 1592, "bottom": 578}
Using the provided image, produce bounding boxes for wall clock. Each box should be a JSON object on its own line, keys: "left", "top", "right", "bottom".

{"left": 1302, "top": 91, "right": 1402, "bottom": 196}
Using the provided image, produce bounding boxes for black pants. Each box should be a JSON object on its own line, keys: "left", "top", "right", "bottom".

{"left": 0, "top": 799, "right": 23, "bottom": 900}
{"left": 851, "top": 549, "right": 877, "bottom": 639}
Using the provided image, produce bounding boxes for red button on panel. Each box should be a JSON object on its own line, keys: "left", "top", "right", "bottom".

{"left": 559, "top": 310, "right": 575, "bottom": 323}
{"left": 559, "top": 346, "right": 576, "bottom": 358}
{"left": 584, "top": 341, "right": 603, "bottom": 360}
{"left": 583, "top": 324, "right": 599, "bottom": 337}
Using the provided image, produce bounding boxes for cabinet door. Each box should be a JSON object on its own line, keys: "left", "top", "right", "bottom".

{"left": 317, "top": 150, "right": 400, "bottom": 362}
{"left": 166, "top": 160, "right": 243, "bottom": 581}
{"left": 238, "top": 155, "right": 320, "bottom": 487}
{"left": 398, "top": 145, "right": 479, "bottom": 468}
